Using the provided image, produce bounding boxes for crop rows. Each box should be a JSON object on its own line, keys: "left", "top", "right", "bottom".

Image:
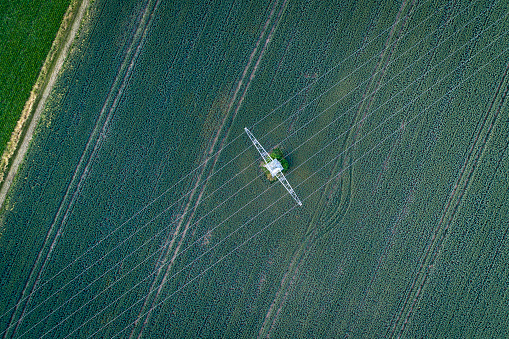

{"left": 1, "top": 0, "right": 509, "bottom": 338}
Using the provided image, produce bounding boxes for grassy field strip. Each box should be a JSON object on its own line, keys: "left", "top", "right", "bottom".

{"left": 1, "top": 0, "right": 446, "bottom": 324}
{"left": 0, "top": 0, "right": 112, "bottom": 329}
{"left": 0, "top": 0, "right": 93, "bottom": 336}
{"left": 77, "top": 33, "right": 509, "bottom": 338}
{"left": 0, "top": 0, "right": 72, "bottom": 189}
{"left": 126, "top": 2, "right": 289, "bottom": 337}
{"left": 14, "top": 4, "right": 496, "bottom": 334}
{"left": 0, "top": 0, "right": 162, "bottom": 336}
{"left": 389, "top": 59, "right": 509, "bottom": 339}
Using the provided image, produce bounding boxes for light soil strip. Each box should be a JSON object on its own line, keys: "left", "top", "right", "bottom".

{"left": 0, "top": 0, "right": 91, "bottom": 337}
{"left": 0, "top": 0, "right": 88, "bottom": 210}
{"left": 2, "top": 0, "right": 161, "bottom": 337}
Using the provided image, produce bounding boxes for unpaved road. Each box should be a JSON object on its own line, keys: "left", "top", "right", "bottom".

{"left": 0, "top": 0, "right": 90, "bottom": 209}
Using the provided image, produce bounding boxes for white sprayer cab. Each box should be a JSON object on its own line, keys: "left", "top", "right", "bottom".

{"left": 244, "top": 127, "right": 302, "bottom": 206}
{"left": 264, "top": 158, "right": 283, "bottom": 176}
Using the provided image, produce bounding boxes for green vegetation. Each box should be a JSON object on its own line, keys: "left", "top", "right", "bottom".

{"left": 269, "top": 148, "right": 289, "bottom": 171}
{"left": 0, "top": 0, "right": 72, "bottom": 156}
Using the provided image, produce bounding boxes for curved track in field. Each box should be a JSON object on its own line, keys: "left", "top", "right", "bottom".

{"left": 257, "top": 2, "right": 416, "bottom": 337}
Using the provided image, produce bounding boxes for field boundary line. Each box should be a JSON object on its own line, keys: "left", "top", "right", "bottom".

{"left": 0, "top": 0, "right": 85, "bottom": 204}
{"left": 0, "top": 0, "right": 93, "bottom": 337}
{"left": 0, "top": 0, "right": 162, "bottom": 336}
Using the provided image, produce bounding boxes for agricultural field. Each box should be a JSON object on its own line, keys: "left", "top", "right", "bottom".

{"left": 1, "top": 0, "right": 509, "bottom": 338}
{"left": 0, "top": 0, "right": 72, "bottom": 159}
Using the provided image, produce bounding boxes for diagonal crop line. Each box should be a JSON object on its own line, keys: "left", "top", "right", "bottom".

{"left": 55, "top": 25, "right": 509, "bottom": 339}
{"left": 0, "top": 1, "right": 439, "bottom": 320}
{"left": 391, "top": 60, "right": 509, "bottom": 339}
{"left": 12, "top": 2, "right": 499, "bottom": 335}
{"left": 105, "top": 40, "right": 509, "bottom": 339}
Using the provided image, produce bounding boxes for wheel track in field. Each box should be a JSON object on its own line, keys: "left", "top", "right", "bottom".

{"left": 256, "top": 4, "right": 416, "bottom": 336}
{"left": 344, "top": 3, "right": 459, "bottom": 333}
{"left": 257, "top": 231, "right": 314, "bottom": 339}
{"left": 326, "top": 0, "right": 414, "bottom": 228}
{"left": 0, "top": 0, "right": 159, "bottom": 337}
{"left": 387, "top": 58, "right": 509, "bottom": 339}
{"left": 350, "top": 0, "right": 414, "bottom": 144}
{"left": 127, "top": 1, "right": 288, "bottom": 337}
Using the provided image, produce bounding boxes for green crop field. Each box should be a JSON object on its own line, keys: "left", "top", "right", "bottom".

{"left": 1, "top": 0, "right": 509, "bottom": 338}
{"left": 0, "top": 0, "right": 71, "bottom": 156}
